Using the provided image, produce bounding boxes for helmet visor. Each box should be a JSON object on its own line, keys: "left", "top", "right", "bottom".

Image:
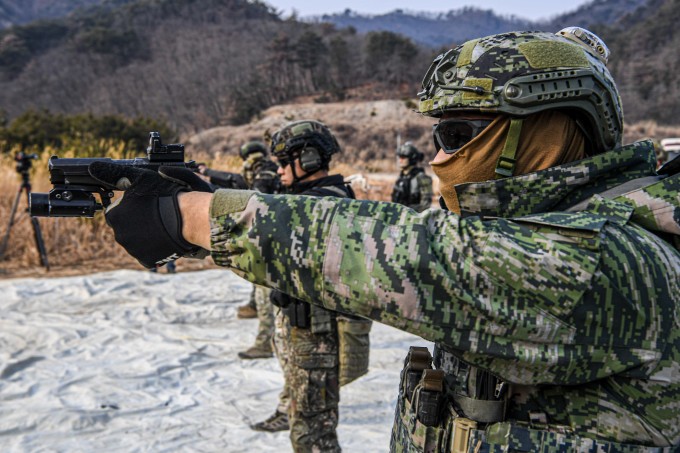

{"left": 433, "top": 119, "right": 492, "bottom": 154}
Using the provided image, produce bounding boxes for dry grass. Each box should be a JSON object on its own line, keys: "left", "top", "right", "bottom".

{"left": 624, "top": 120, "right": 680, "bottom": 144}
{"left": 184, "top": 99, "right": 434, "bottom": 173}
{"left": 2, "top": 101, "right": 677, "bottom": 279}
{"left": 0, "top": 146, "right": 219, "bottom": 279}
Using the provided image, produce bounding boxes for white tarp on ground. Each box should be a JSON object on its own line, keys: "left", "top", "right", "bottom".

{"left": 0, "top": 269, "right": 431, "bottom": 452}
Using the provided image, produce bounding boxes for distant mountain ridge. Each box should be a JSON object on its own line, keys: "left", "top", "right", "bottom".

{"left": 315, "top": 0, "right": 648, "bottom": 46}
{"left": 1, "top": 0, "right": 649, "bottom": 41}
{"left": 316, "top": 7, "right": 531, "bottom": 48}
{"left": 0, "top": 0, "right": 113, "bottom": 29}
{"left": 0, "top": 0, "right": 676, "bottom": 137}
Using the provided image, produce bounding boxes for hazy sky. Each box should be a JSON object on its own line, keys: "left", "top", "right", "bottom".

{"left": 264, "top": 0, "right": 593, "bottom": 21}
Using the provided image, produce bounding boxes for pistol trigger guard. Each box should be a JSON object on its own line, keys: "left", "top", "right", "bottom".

{"left": 99, "top": 190, "right": 113, "bottom": 209}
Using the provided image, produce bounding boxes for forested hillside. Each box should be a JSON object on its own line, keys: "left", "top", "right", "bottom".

{"left": 595, "top": 0, "right": 680, "bottom": 123}
{"left": 0, "top": 0, "right": 114, "bottom": 29}
{"left": 0, "top": 0, "right": 677, "bottom": 139}
{"left": 0, "top": 0, "right": 429, "bottom": 134}
{"left": 542, "top": 0, "right": 648, "bottom": 30}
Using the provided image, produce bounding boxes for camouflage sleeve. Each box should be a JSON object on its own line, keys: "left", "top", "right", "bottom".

{"left": 209, "top": 190, "right": 653, "bottom": 385}
{"left": 415, "top": 173, "right": 434, "bottom": 212}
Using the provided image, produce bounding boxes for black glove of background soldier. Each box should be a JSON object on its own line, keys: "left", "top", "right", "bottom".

{"left": 88, "top": 162, "right": 213, "bottom": 269}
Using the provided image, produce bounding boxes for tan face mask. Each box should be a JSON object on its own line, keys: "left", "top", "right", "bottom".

{"left": 430, "top": 110, "right": 585, "bottom": 214}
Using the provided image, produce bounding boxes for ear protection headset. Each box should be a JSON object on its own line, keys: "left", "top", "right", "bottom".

{"left": 299, "top": 146, "right": 323, "bottom": 173}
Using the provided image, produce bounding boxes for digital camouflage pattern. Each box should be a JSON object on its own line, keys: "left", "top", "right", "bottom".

{"left": 251, "top": 285, "right": 274, "bottom": 352}
{"left": 270, "top": 174, "right": 358, "bottom": 453}
{"left": 210, "top": 139, "right": 680, "bottom": 449}
{"left": 239, "top": 151, "right": 279, "bottom": 358}
{"left": 273, "top": 308, "right": 291, "bottom": 414}
{"left": 278, "top": 310, "right": 341, "bottom": 452}
{"left": 418, "top": 30, "right": 623, "bottom": 153}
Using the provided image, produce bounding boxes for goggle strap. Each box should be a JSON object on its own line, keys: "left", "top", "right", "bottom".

{"left": 495, "top": 118, "right": 523, "bottom": 179}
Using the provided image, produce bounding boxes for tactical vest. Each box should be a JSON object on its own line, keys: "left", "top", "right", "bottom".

{"left": 392, "top": 344, "right": 675, "bottom": 453}
{"left": 391, "top": 157, "right": 680, "bottom": 452}
{"left": 392, "top": 167, "right": 425, "bottom": 207}
{"left": 279, "top": 176, "right": 370, "bottom": 385}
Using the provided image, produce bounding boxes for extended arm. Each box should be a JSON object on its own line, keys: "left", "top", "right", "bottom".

{"left": 201, "top": 189, "right": 655, "bottom": 385}
{"left": 112, "top": 185, "right": 656, "bottom": 386}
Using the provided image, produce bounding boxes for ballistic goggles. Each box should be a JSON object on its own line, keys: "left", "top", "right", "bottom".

{"left": 432, "top": 119, "right": 493, "bottom": 154}
{"left": 274, "top": 150, "right": 300, "bottom": 168}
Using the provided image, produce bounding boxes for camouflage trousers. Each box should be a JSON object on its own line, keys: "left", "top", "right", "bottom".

{"left": 252, "top": 285, "right": 274, "bottom": 351}
{"left": 274, "top": 309, "right": 291, "bottom": 414}
{"left": 274, "top": 309, "right": 341, "bottom": 453}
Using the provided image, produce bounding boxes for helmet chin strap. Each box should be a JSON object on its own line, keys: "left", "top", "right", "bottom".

{"left": 494, "top": 118, "right": 524, "bottom": 179}
{"left": 291, "top": 159, "right": 318, "bottom": 184}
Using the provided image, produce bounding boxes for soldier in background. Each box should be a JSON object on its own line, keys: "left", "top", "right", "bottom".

{"left": 198, "top": 143, "right": 280, "bottom": 356}
{"left": 391, "top": 142, "right": 433, "bottom": 212}
{"left": 88, "top": 27, "right": 680, "bottom": 452}
{"left": 240, "top": 140, "right": 280, "bottom": 194}
{"left": 249, "top": 120, "right": 372, "bottom": 452}
{"left": 235, "top": 141, "right": 281, "bottom": 358}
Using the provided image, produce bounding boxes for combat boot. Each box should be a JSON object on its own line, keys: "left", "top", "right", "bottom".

{"left": 250, "top": 410, "right": 289, "bottom": 432}
{"left": 238, "top": 345, "right": 274, "bottom": 359}
{"left": 237, "top": 303, "right": 257, "bottom": 319}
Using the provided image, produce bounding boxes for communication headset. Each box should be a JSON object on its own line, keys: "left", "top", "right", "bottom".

{"left": 299, "top": 146, "right": 323, "bottom": 173}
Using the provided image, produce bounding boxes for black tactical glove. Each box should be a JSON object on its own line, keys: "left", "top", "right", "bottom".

{"left": 88, "top": 162, "right": 213, "bottom": 269}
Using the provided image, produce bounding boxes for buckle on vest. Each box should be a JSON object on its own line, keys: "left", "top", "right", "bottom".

{"left": 451, "top": 417, "right": 477, "bottom": 453}
{"left": 494, "top": 155, "right": 516, "bottom": 178}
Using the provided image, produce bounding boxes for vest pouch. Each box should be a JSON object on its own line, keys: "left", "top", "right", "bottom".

{"left": 391, "top": 390, "right": 446, "bottom": 453}
{"left": 285, "top": 300, "right": 310, "bottom": 329}
{"left": 337, "top": 316, "right": 372, "bottom": 386}
{"left": 409, "top": 175, "right": 421, "bottom": 205}
{"left": 310, "top": 304, "right": 334, "bottom": 334}
{"left": 451, "top": 368, "right": 508, "bottom": 424}
{"left": 400, "top": 346, "right": 433, "bottom": 403}
{"left": 392, "top": 176, "right": 409, "bottom": 204}
{"left": 414, "top": 369, "right": 445, "bottom": 427}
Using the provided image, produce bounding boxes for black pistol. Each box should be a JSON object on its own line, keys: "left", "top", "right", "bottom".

{"left": 30, "top": 132, "right": 197, "bottom": 217}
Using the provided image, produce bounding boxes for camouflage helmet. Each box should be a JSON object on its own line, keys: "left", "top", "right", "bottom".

{"left": 418, "top": 27, "right": 623, "bottom": 154}
{"left": 397, "top": 142, "right": 425, "bottom": 166}
{"left": 239, "top": 141, "right": 268, "bottom": 160}
{"left": 270, "top": 120, "right": 340, "bottom": 171}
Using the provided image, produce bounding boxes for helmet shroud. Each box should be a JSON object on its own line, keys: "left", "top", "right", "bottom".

{"left": 240, "top": 141, "right": 268, "bottom": 160}
{"left": 418, "top": 30, "right": 623, "bottom": 155}
{"left": 270, "top": 120, "right": 340, "bottom": 174}
{"left": 397, "top": 142, "right": 425, "bottom": 166}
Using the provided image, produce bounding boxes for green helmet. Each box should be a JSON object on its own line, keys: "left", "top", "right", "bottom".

{"left": 397, "top": 142, "right": 424, "bottom": 166}
{"left": 240, "top": 141, "right": 268, "bottom": 160}
{"left": 270, "top": 120, "right": 340, "bottom": 174}
{"left": 418, "top": 27, "right": 623, "bottom": 154}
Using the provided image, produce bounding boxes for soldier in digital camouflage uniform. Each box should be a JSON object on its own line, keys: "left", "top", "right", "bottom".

{"left": 236, "top": 141, "right": 281, "bottom": 359}
{"left": 89, "top": 27, "right": 680, "bottom": 453}
{"left": 391, "top": 142, "right": 433, "bottom": 212}
{"left": 249, "top": 120, "right": 372, "bottom": 452}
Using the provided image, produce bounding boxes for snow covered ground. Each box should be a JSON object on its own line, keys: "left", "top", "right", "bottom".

{"left": 0, "top": 269, "right": 431, "bottom": 452}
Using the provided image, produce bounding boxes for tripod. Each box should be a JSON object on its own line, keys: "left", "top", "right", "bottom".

{"left": 0, "top": 159, "right": 50, "bottom": 270}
